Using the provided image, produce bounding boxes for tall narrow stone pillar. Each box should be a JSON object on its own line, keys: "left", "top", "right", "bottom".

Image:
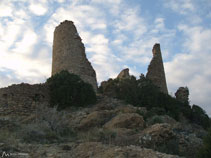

{"left": 146, "top": 43, "right": 168, "bottom": 94}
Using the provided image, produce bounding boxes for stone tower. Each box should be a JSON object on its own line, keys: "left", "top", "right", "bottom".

{"left": 146, "top": 43, "right": 168, "bottom": 94}
{"left": 52, "top": 20, "right": 97, "bottom": 91}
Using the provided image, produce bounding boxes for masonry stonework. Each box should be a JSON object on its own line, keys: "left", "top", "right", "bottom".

{"left": 0, "top": 83, "right": 49, "bottom": 107}
{"left": 0, "top": 83, "right": 49, "bottom": 118}
{"left": 146, "top": 43, "right": 168, "bottom": 94}
{"left": 52, "top": 20, "right": 97, "bottom": 91}
{"left": 175, "top": 87, "right": 189, "bottom": 103}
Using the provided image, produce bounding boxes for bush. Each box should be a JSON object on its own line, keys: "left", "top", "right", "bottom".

{"left": 197, "top": 128, "right": 211, "bottom": 158}
{"left": 47, "top": 70, "right": 96, "bottom": 110}
{"left": 21, "top": 104, "right": 76, "bottom": 143}
{"left": 147, "top": 115, "right": 164, "bottom": 125}
{"left": 191, "top": 105, "right": 210, "bottom": 129}
{"left": 99, "top": 75, "right": 184, "bottom": 121}
{"left": 99, "top": 74, "right": 210, "bottom": 128}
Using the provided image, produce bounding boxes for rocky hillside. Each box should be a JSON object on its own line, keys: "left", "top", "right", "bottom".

{"left": 0, "top": 94, "right": 207, "bottom": 158}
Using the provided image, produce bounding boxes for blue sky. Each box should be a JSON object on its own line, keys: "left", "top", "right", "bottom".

{"left": 0, "top": 0, "right": 211, "bottom": 116}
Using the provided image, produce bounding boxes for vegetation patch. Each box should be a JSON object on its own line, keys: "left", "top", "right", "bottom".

{"left": 47, "top": 70, "right": 96, "bottom": 110}
{"left": 99, "top": 75, "right": 210, "bottom": 129}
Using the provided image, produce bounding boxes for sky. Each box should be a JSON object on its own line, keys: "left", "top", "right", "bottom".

{"left": 0, "top": 0, "right": 211, "bottom": 116}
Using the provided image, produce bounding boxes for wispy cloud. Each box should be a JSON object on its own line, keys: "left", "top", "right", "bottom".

{"left": 165, "top": 24, "right": 211, "bottom": 115}
{"left": 163, "top": 0, "right": 195, "bottom": 14}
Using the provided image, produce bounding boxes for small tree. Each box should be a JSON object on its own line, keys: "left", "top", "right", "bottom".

{"left": 47, "top": 70, "right": 96, "bottom": 110}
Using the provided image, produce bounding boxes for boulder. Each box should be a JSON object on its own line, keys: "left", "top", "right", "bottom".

{"left": 104, "top": 113, "right": 145, "bottom": 129}
{"left": 139, "top": 123, "right": 178, "bottom": 154}
{"left": 78, "top": 111, "right": 114, "bottom": 130}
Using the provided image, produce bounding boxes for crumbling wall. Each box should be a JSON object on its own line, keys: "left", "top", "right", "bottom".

{"left": 0, "top": 83, "right": 49, "bottom": 117}
{"left": 146, "top": 43, "right": 168, "bottom": 94}
{"left": 52, "top": 20, "right": 97, "bottom": 91}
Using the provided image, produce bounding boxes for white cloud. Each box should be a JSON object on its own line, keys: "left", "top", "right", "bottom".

{"left": 163, "top": 0, "right": 195, "bottom": 14}
{"left": 91, "top": 0, "right": 121, "bottom": 4}
{"left": 114, "top": 8, "right": 147, "bottom": 36}
{"left": 0, "top": 1, "right": 13, "bottom": 17}
{"left": 29, "top": 2, "right": 48, "bottom": 16}
{"left": 12, "top": 29, "right": 37, "bottom": 55}
{"left": 166, "top": 25, "right": 211, "bottom": 116}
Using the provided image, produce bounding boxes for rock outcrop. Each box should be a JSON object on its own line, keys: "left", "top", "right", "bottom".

{"left": 117, "top": 68, "right": 130, "bottom": 79}
{"left": 175, "top": 87, "right": 189, "bottom": 103}
{"left": 104, "top": 113, "right": 145, "bottom": 129}
{"left": 146, "top": 43, "right": 168, "bottom": 94}
{"left": 71, "top": 142, "right": 182, "bottom": 158}
{"left": 52, "top": 20, "right": 97, "bottom": 91}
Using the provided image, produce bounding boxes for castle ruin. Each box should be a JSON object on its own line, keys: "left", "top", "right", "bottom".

{"left": 52, "top": 20, "right": 98, "bottom": 91}
{"left": 146, "top": 43, "right": 168, "bottom": 94}
{"left": 175, "top": 87, "right": 189, "bottom": 103}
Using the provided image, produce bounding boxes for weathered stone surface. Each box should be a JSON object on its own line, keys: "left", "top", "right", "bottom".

{"left": 139, "top": 123, "right": 175, "bottom": 146}
{"left": 0, "top": 93, "right": 204, "bottom": 158}
{"left": 175, "top": 87, "right": 189, "bottom": 103}
{"left": 71, "top": 142, "right": 182, "bottom": 158}
{"left": 52, "top": 20, "right": 97, "bottom": 91}
{"left": 146, "top": 43, "right": 168, "bottom": 94}
{"left": 104, "top": 113, "right": 145, "bottom": 129}
{"left": 117, "top": 68, "right": 130, "bottom": 79}
{"left": 78, "top": 111, "right": 114, "bottom": 130}
{"left": 0, "top": 83, "right": 49, "bottom": 106}
{"left": 0, "top": 83, "right": 49, "bottom": 119}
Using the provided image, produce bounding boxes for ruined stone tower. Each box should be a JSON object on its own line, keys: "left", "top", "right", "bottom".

{"left": 146, "top": 43, "right": 168, "bottom": 94}
{"left": 175, "top": 87, "right": 189, "bottom": 103}
{"left": 52, "top": 20, "right": 97, "bottom": 91}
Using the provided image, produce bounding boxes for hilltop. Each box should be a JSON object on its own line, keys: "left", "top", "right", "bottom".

{"left": 0, "top": 20, "right": 210, "bottom": 158}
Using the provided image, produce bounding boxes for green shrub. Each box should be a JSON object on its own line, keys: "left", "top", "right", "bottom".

{"left": 157, "top": 139, "right": 180, "bottom": 155}
{"left": 197, "top": 128, "right": 211, "bottom": 158}
{"left": 99, "top": 74, "right": 210, "bottom": 129}
{"left": 47, "top": 70, "right": 96, "bottom": 110}
{"left": 147, "top": 115, "right": 164, "bottom": 125}
{"left": 191, "top": 105, "right": 210, "bottom": 129}
{"left": 99, "top": 75, "right": 183, "bottom": 121}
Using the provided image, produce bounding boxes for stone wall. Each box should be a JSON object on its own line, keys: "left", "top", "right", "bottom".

{"left": 52, "top": 20, "right": 97, "bottom": 91}
{"left": 146, "top": 43, "right": 168, "bottom": 94}
{"left": 0, "top": 83, "right": 49, "bottom": 117}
